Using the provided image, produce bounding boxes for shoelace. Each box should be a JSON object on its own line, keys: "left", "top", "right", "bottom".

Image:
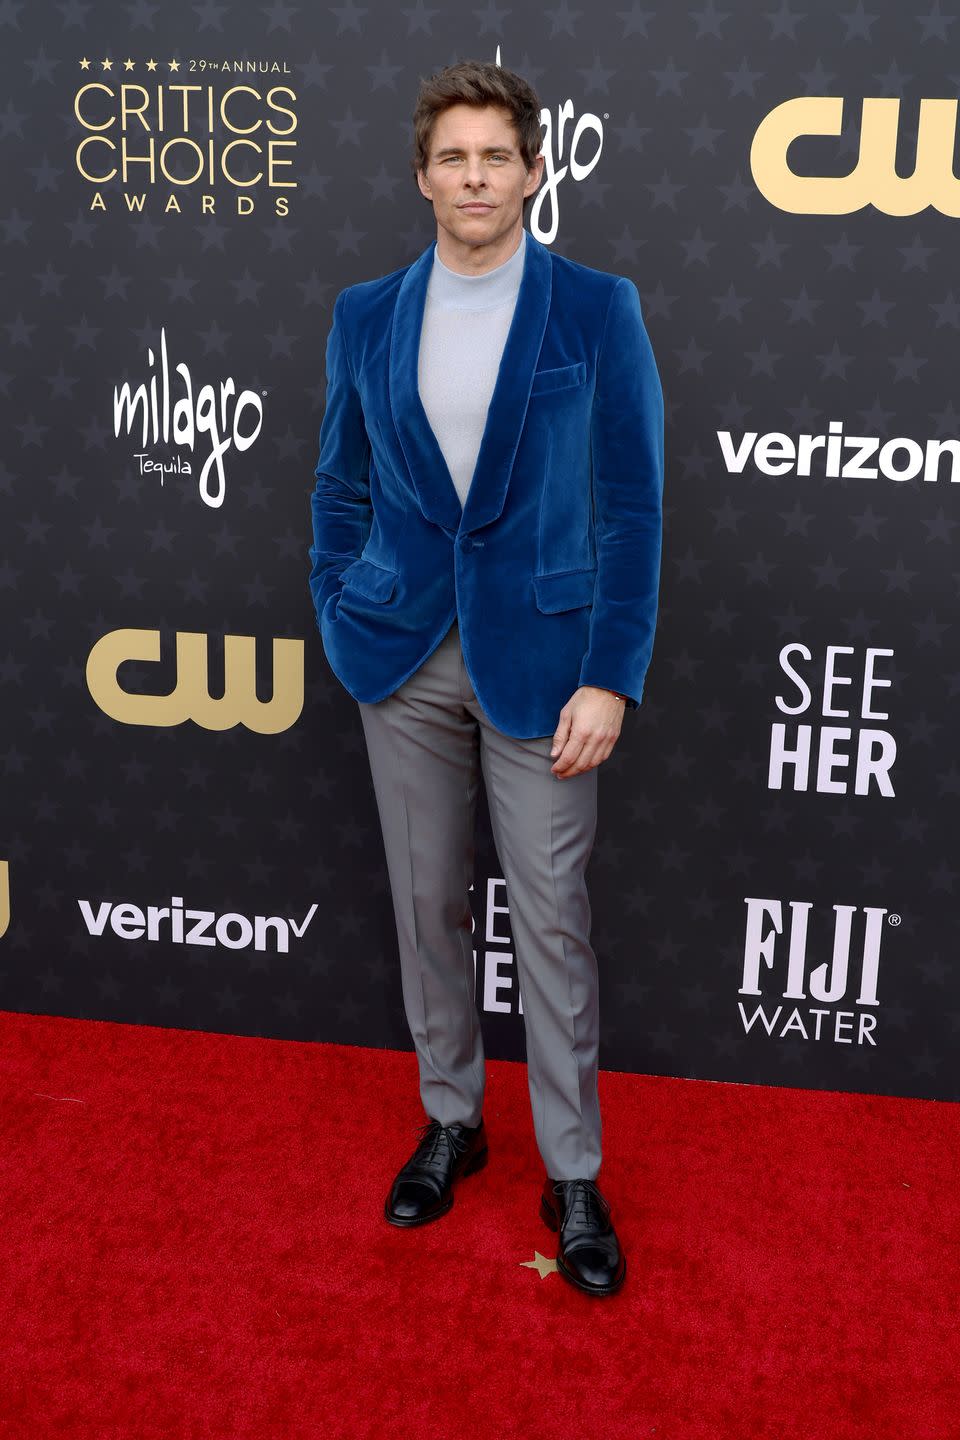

{"left": 413, "top": 1117, "right": 472, "bottom": 1169}
{"left": 553, "top": 1177, "right": 610, "bottom": 1228}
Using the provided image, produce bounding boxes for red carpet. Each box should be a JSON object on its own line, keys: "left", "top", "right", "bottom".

{"left": 0, "top": 1010, "right": 956, "bottom": 1440}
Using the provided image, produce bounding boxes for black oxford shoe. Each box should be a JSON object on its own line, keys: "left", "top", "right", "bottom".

{"left": 540, "top": 1176, "right": 626, "bottom": 1295}
{"left": 385, "top": 1116, "right": 488, "bottom": 1227}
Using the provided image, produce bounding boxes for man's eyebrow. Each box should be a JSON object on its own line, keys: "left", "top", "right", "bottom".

{"left": 432, "top": 144, "right": 516, "bottom": 157}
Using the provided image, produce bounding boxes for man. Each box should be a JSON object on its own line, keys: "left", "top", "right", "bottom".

{"left": 308, "top": 59, "right": 663, "bottom": 1297}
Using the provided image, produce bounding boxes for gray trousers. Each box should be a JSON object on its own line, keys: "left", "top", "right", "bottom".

{"left": 357, "top": 616, "right": 602, "bottom": 1180}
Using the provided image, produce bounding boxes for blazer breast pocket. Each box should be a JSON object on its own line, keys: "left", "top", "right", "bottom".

{"left": 529, "top": 361, "right": 587, "bottom": 396}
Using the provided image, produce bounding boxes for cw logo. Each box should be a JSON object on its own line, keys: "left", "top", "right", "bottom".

{"left": 0, "top": 861, "right": 8, "bottom": 939}
{"left": 86, "top": 630, "right": 303, "bottom": 733}
{"left": 751, "top": 96, "right": 960, "bottom": 215}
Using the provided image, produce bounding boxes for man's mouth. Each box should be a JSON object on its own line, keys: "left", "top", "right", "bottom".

{"left": 459, "top": 203, "right": 492, "bottom": 211}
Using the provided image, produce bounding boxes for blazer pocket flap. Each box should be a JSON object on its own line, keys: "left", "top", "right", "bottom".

{"left": 529, "top": 361, "right": 587, "bottom": 395}
{"left": 339, "top": 555, "right": 398, "bottom": 603}
{"left": 533, "top": 567, "right": 597, "bottom": 613}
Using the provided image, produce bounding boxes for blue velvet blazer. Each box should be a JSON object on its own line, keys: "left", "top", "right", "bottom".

{"left": 308, "top": 227, "right": 664, "bottom": 739}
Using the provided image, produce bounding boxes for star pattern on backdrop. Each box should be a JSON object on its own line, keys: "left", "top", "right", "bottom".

{"left": 0, "top": 1, "right": 955, "bottom": 1105}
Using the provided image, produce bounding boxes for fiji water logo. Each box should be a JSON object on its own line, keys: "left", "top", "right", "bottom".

{"left": 738, "top": 897, "right": 900, "bottom": 1047}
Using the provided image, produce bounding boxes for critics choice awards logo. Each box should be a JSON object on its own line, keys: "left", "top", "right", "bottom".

{"left": 72, "top": 55, "right": 297, "bottom": 217}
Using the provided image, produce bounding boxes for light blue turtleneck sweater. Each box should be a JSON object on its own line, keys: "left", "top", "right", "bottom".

{"left": 417, "top": 227, "right": 527, "bottom": 509}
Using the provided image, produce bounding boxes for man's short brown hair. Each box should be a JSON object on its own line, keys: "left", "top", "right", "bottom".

{"left": 410, "top": 59, "right": 543, "bottom": 193}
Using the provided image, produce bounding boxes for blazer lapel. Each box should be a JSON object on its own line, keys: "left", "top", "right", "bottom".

{"left": 388, "top": 227, "right": 553, "bottom": 535}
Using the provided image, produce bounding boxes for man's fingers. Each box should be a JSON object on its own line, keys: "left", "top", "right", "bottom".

{"left": 552, "top": 729, "right": 618, "bottom": 777}
{"left": 551, "top": 729, "right": 590, "bottom": 775}
{"left": 550, "top": 711, "right": 572, "bottom": 757}
{"left": 550, "top": 691, "right": 626, "bottom": 776}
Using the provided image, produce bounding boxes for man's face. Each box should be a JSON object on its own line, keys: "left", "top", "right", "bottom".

{"left": 416, "top": 103, "right": 543, "bottom": 252}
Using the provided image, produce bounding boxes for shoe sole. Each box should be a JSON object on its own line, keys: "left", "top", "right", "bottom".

{"left": 384, "top": 1143, "right": 489, "bottom": 1227}
{"left": 539, "top": 1196, "right": 627, "bottom": 1296}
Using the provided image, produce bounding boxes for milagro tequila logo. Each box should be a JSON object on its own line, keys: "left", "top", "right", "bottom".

{"left": 112, "top": 327, "right": 264, "bottom": 507}
{"left": 494, "top": 45, "right": 603, "bottom": 244}
{"left": 531, "top": 98, "right": 603, "bottom": 244}
{"left": 738, "top": 897, "right": 900, "bottom": 1046}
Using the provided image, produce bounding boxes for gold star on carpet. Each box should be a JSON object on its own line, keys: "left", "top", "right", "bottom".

{"left": 123, "top": 58, "right": 135, "bottom": 70}
{"left": 79, "top": 57, "right": 91, "bottom": 69}
{"left": 101, "top": 57, "right": 113, "bottom": 70}
{"left": 146, "top": 58, "right": 158, "bottom": 71}
{"left": 521, "top": 1250, "right": 558, "bottom": 1279}
{"left": 168, "top": 58, "right": 180, "bottom": 71}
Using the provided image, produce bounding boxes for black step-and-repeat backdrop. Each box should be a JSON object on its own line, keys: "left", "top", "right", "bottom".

{"left": 2, "top": 3, "right": 957, "bottom": 1102}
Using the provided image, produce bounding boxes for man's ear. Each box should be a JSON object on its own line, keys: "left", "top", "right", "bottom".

{"left": 524, "top": 153, "right": 544, "bottom": 199}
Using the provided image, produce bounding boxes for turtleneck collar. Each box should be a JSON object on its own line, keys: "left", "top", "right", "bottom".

{"left": 427, "top": 227, "right": 527, "bottom": 312}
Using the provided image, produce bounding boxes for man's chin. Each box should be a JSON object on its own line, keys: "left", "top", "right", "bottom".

{"left": 451, "top": 210, "right": 494, "bottom": 231}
